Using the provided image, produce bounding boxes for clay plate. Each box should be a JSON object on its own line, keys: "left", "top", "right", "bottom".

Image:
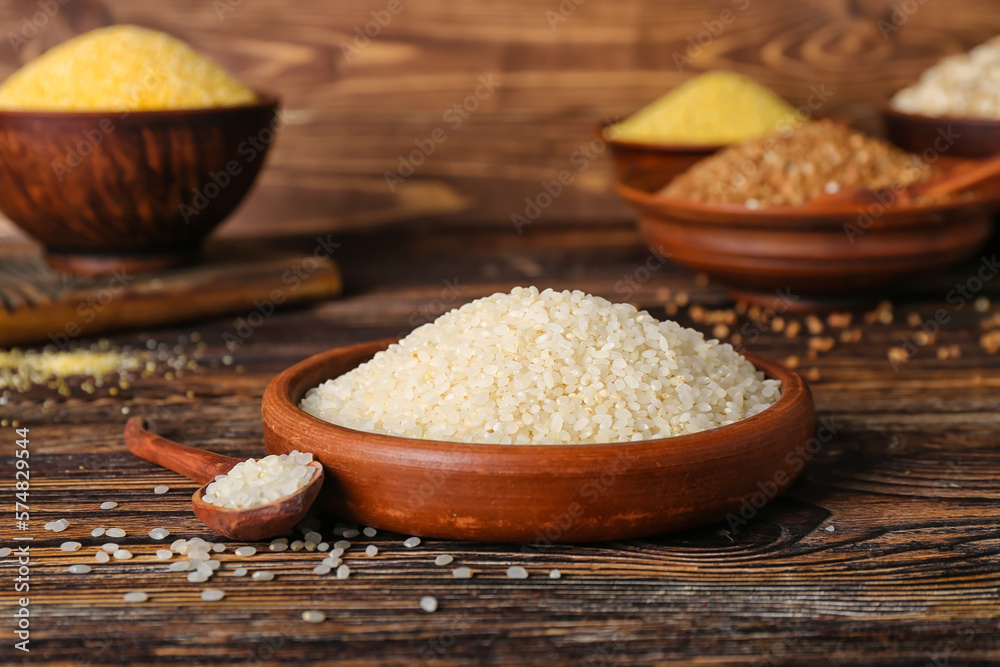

{"left": 262, "top": 339, "right": 816, "bottom": 543}
{"left": 614, "top": 168, "right": 1000, "bottom": 310}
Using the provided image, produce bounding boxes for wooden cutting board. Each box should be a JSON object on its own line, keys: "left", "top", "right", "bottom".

{"left": 0, "top": 241, "right": 341, "bottom": 347}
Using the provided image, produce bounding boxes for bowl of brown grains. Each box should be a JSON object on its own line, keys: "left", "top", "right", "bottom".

{"left": 615, "top": 120, "right": 1000, "bottom": 309}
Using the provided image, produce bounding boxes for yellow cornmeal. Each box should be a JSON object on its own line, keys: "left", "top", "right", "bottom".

{"left": 0, "top": 25, "right": 256, "bottom": 111}
{"left": 608, "top": 71, "right": 798, "bottom": 145}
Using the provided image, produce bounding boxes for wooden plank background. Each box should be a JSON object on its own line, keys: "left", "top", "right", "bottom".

{"left": 2, "top": 0, "right": 1000, "bottom": 241}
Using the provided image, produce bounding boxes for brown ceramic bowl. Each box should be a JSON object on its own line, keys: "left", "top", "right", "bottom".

{"left": 262, "top": 339, "right": 816, "bottom": 544}
{"left": 882, "top": 100, "right": 1000, "bottom": 159}
{"left": 615, "top": 169, "right": 1000, "bottom": 309}
{"left": 0, "top": 95, "right": 279, "bottom": 275}
{"left": 601, "top": 124, "right": 722, "bottom": 185}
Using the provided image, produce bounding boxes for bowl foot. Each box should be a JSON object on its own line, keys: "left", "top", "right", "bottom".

{"left": 728, "top": 287, "right": 874, "bottom": 313}
{"left": 45, "top": 250, "right": 199, "bottom": 276}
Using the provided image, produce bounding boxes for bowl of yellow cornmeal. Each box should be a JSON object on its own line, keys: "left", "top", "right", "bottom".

{"left": 0, "top": 25, "right": 279, "bottom": 275}
{"left": 603, "top": 71, "right": 800, "bottom": 186}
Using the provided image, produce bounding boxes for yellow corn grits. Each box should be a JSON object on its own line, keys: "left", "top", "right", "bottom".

{"left": 0, "top": 25, "right": 256, "bottom": 111}
{"left": 608, "top": 71, "right": 798, "bottom": 146}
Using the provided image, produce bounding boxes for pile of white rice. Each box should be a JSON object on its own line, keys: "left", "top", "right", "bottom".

{"left": 202, "top": 451, "right": 314, "bottom": 509}
{"left": 300, "top": 287, "right": 780, "bottom": 445}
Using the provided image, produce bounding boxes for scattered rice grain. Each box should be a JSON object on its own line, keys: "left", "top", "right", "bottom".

{"left": 201, "top": 588, "right": 225, "bottom": 602}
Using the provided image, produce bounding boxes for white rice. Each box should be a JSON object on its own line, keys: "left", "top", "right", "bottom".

{"left": 201, "top": 451, "right": 314, "bottom": 510}
{"left": 300, "top": 287, "right": 780, "bottom": 445}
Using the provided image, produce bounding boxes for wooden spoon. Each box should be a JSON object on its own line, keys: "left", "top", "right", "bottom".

{"left": 123, "top": 417, "right": 324, "bottom": 541}
{"left": 801, "top": 151, "right": 1000, "bottom": 210}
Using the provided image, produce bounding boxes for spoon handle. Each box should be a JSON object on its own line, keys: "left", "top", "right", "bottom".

{"left": 124, "top": 417, "right": 242, "bottom": 485}
{"left": 916, "top": 152, "right": 1000, "bottom": 199}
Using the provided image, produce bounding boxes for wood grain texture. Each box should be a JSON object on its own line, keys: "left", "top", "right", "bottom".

{"left": 3, "top": 0, "right": 1000, "bottom": 237}
{"left": 1, "top": 221, "right": 999, "bottom": 665}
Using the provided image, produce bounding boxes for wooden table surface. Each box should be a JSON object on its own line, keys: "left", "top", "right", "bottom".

{"left": 2, "top": 221, "right": 999, "bottom": 666}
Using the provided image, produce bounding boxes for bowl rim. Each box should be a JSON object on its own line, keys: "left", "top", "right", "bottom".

{"left": 880, "top": 98, "right": 1000, "bottom": 127}
{"left": 598, "top": 121, "right": 725, "bottom": 153}
{"left": 263, "top": 337, "right": 812, "bottom": 462}
{"left": 614, "top": 166, "right": 1000, "bottom": 222}
{"left": 0, "top": 92, "right": 279, "bottom": 120}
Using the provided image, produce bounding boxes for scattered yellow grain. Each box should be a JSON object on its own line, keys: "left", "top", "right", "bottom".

{"left": 805, "top": 315, "right": 824, "bottom": 335}
{"left": 888, "top": 347, "right": 911, "bottom": 364}
{"left": 981, "top": 330, "right": 1000, "bottom": 354}
{"left": 826, "top": 312, "right": 852, "bottom": 328}
{"left": 809, "top": 337, "right": 835, "bottom": 352}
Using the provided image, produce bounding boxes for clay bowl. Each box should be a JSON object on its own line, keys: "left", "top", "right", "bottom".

{"left": 614, "top": 168, "right": 1000, "bottom": 310}
{"left": 600, "top": 123, "right": 722, "bottom": 184}
{"left": 0, "top": 95, "right": 279, "bottom": 275}
{"left": 883, "top": 100, "right": 1000, "bottom": 158}
{"left": 262, "top": 339, "right": 816, "bottom": 544}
